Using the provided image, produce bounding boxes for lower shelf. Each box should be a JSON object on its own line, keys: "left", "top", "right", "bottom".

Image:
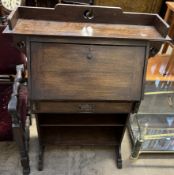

{"left": 37, "top": 113, "right": 127, "bottom": 126}
{"left": 40, "top": 126, "right": 124, "bottom": 146}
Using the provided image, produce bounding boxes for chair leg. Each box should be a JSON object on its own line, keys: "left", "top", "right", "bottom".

{"left": 29, "top": 115, "right": 32, "bottom": 126}
{"left": 12, "top": 124, "right": 30, "bottom": 175}
{"left": 25, "top": 115, "right": 30, "bottom": 152}
{"left": 35, "top": 114, "right": 44, "bottom": 171}
{"left": 38, "top": 144, "right": 45, "bottom": 171}
{"left": 8, "top": 65, "right": 30, "bottom": 174}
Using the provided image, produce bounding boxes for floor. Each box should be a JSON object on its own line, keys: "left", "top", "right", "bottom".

{"left": 0, "top": 118, "right": 174, "bottom": 175}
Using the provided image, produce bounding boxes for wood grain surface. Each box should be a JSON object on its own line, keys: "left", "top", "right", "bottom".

{"left": 31, "top": 42, "right": 146, "bottom": 101}
{"left": 4, "top": 5, "right": 169, "bottom": 38}
{"left": 33, "top": 101, "right": 133, "bottom": 113}
{"left": 12, "top": 19, "right": 162, "bottom": 40}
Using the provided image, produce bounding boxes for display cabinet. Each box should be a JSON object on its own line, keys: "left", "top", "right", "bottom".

{"left": 128, "top": 53, "right": 174, "bottom": 159}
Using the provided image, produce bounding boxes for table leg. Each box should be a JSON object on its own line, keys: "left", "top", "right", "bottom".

{"left": 12, "top": 125, "right": 30, "bottom": 175}
{"left": 116, "top": 145, "right": 122, "bottom": 169}
{"left": 38, "top": 145, "right": 45, "bottom": 171}
{"left": 35, "top": 114, "right": 45, "bottom": 171}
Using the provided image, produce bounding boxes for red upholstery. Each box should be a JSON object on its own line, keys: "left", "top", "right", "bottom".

{"left": 0, "top": 26, "right": 26, "bottom": 75}
{"left": 0, "top": 84, "right": 28, "bottom": 141}
{"left": 0, "top": 84, "right": 13, "bottom": 140}
{"left": 0, "top": 26, "right": 28, "bottom": 141}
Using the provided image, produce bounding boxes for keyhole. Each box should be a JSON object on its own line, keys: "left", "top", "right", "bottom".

{"left": 87, "top": 53, "right": 92, "bottom": 60}
{"left": 87, "top": 47, "right": 92, "bottom": 60}
{"left": 84, "top": 9, "right": 94, "bottom": 20}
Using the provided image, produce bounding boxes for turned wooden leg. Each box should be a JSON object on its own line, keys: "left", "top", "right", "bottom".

{"left": 8, "top": 97, "right": 30, "bottom": 175}
{"left": 8, "top": 65, "right": 30, "bottom": 175}
{"left": 13, "top": 124, "right": 30, "bottom": 175}
{"left": 35, "top": 114, "right": 45, "bottom": 171}
{"left": 115, "top": 145, "right": 122, "bottom": 169}
{"left": 38, "top": 145, "right": 45, "bottom": 171}
{"left": 25, "top": 115, "right": 30, "bottom": 152}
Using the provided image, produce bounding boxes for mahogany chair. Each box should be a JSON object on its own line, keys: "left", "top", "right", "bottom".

{"left": 0, "top": 24, "right": 30, "bottom": 175}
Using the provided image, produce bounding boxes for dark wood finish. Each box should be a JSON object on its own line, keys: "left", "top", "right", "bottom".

{"left": 8, "top": 65, "right": 30, "bottom": 175}
{"left": 7, "top": 9, "right": 19, "bottom": 30}
{"left": 5, "top": 5, "right": 169, "bottom": 37}
{"left": 8, "top": 20, "right": 164, "bottom": 39}
{"left": 4, "top": 4, "right": 169, "bottom": 171}
{"left": 37, "top": 113, "right": 128, "bottom": 126}
{"left": 33, "top": 101, "right": 133, "bottom": 113}
{"left": 31, "top": 43, "right": 145, "bottom": 101}
{"left": 39, "top": 126, "right": 124, "bottom": 145}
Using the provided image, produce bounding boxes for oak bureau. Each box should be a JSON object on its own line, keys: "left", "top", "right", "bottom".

{"left": 4, "top": 4, "right": 169, "bottom": 172}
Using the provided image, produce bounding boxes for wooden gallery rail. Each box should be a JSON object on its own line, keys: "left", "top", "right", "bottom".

{"left": 4, "top": 4, "right": 169, "bottom": 174}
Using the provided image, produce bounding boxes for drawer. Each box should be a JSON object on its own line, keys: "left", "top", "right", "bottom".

{"left": 30, "top": 42, "right": 146, "bottom": 101}
{"left": 33, "top": 101, "right": 133, "bottom": 113}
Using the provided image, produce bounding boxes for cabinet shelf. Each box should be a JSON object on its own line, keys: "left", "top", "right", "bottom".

{"left": 37, "top": 113, "right": 127, "bottom": 126}
{"left": 41, "top": 126, "right": 124, "bottom": 146}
